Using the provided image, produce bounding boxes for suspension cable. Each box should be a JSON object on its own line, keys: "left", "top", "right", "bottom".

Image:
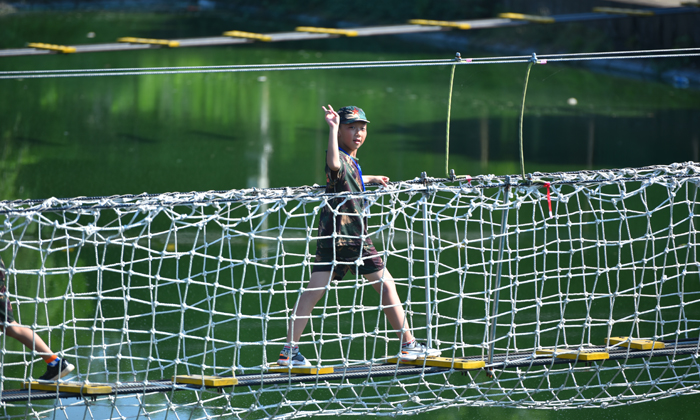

{"left": 1, "top": 48, "right": 699, "bottom": 80}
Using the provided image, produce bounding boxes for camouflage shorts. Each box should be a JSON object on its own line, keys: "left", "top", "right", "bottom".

{"left": 312, "top": 245, "right": 385, "bottom": 280}
{"left": 0, "top": 257, "right": 15, "bottom": 324}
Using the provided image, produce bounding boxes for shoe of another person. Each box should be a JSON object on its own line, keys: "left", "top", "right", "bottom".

{"left": 38, "top": 359, "right": 75, "bottom": 381}
{"left": 400, "top": 342, "right": 442, "bottom": 361}
{"left": 277, "top": 347, "right": 311, "bottom": 367}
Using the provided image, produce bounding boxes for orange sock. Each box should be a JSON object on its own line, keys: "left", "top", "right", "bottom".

{"left": 44, "top": 354, "right": 58, "bottom": 364}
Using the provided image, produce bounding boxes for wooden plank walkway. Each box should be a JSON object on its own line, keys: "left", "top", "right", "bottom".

{"left": 1, "top": 339, "right": 696, "bottom": 403}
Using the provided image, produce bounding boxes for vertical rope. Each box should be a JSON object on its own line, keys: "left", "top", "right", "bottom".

{"left": 519, "top": 53, "right": 539, "bottom": 182}
{"left": 445, "top": 53, "right": 460, "bottom": 177}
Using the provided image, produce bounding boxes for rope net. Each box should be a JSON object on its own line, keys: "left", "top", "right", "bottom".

{"left": 0, "top": 162, "right": 699, "bottom": 419}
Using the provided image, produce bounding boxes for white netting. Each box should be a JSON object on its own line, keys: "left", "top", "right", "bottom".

{"left": 1, "top": 162, "right": 699, "bottom": 419}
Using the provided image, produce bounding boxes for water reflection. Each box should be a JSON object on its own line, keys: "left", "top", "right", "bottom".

{"left": 397, "top": 109, "right": 699, "bottom": 173}
{"left": 1, "top": 63, "right": 698, "bottom": 199}
{"left": 250, "top": 75, "right": 272, "bottom": 261}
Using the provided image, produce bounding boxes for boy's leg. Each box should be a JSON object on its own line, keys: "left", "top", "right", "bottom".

{"left": 363, "top": 269, "right": 414, "bottom": 344}
{"left": 3, "top": 321, "right": 75, "bottom": 380}
{"left": 1, "top": 260, "right": 74, "bottom": 379}
{"left": 278, "top": 270, "right": 334, "bottom": 366}
{"left": 3, "top": 321, "right": 53, "bottom": 356}
{"left": 364, "top": 269, "right": 441, "bottom": 360}
{"left": 286, "top": 270, "right": 334, "bottom": 343}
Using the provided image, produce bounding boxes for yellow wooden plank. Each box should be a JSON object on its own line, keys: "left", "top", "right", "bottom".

{"left": 295, "top": 27, "right": 358, "bottom": 37}
{"left": 117, "top": 37, "right": 180, "bottom": 47}
{"left": 27, "top": 43, "right": 76, "bottom": 53}
{"left": 23, "top": 381, "right": 112, "bottom": 395}
{"left": 407, "top": 19, "right": 471, "bottom": 30}
{"left": 606, "top": 337, "right": 665, "bottom": 350}
{"left": 388, "top": 357, "right": 485, "bottom": 370}
{"left": 593, "top": 7, "right": 655, "bottom": 16}
{"left": 172, "top": 375, "right": 238, "bottom": 387}
{"left": 498, "top": 13, "right": 555, "bottom": 23}
{"left": 222, "top": 30, "right": 272, "bottom": 41}
{"left": 537, "top": 348, "right": 609, "bottom": 361}
{"left": 267, "top": 364, "right": 334, "bottom": 375}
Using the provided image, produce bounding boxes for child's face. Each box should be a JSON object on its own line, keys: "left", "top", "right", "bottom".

{"left": 338, "top": 122, "right": 367, "bottom": 154}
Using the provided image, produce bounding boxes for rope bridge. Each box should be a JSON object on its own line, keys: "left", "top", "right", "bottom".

{"left": 0, "top": 162, "right": 699, "bottom": 419}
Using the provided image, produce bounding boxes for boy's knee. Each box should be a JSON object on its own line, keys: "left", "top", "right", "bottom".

{"left": 376, "top": 277, "right": 396, "bottom": 290}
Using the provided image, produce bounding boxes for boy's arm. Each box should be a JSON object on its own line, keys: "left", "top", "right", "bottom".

{"left": 363, "top": 175, "right": 389, "bottom": 186}
{"left": 322, "top": 105, "right": 341, "bottom": 172}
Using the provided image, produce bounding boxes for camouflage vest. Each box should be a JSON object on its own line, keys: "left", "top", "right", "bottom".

{"left": 316, "top": 151, "right": 372, "bottom": 248}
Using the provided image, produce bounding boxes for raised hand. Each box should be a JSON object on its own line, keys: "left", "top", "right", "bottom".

{"left": 322, "top": 105, "right": 340, "bottom": 128}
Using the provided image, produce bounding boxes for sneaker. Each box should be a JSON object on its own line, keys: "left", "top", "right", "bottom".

{"left": 38, "top": 359, "right": 75, "bottom": 381}
{"left": 277, "top": 346, "right": 311, "bottom": 367}
{"left": 400, "top": 342, "right": 441, "bottom": 361}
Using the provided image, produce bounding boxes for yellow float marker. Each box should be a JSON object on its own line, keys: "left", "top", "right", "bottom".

{"left": 117, "top": 37, "right": 180, "bottom": 47}
{"left": 27, "top": 43, "right": 76, "bottom": 53}
{"left": 222, "top": 30, "right": 272, "bottom": 41}
{"left": 498, "top": 13, "right": 555, "bottom": 23}
{"left": 295, "top": 27, "right": 358, "bottom": 36}
{"left": 408, "top": 19, "right": 472, "bottom": 30}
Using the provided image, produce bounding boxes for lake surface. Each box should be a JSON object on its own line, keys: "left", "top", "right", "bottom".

{"left": 1, "top": 10, "right": 699, "bottom": 420}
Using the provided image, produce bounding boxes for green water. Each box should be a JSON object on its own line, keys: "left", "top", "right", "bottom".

{"left": 1, "top": 10, "right": 700, "bottom": 420}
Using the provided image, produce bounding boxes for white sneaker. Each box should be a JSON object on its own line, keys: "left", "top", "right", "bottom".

{"left": 277, "top": 346, "right": 311, "bottom": 367}
{"left": 400, "top": 343, "right": 441, "bottom": 361}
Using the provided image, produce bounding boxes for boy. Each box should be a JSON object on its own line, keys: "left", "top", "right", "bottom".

{"left": 1, "top": 257, "right": 75, "bottom": 381}
{"left": 278, "top": 105, "right": 441, "bottom": 366}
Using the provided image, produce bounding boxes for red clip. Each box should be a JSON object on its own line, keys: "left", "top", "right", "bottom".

{"left": 544, "top": 182, "right": 552, "bottom": 217}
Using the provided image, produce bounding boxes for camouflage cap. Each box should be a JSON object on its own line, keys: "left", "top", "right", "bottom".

{"left": 338, "top": 106, "right": 370, "bottom": 124}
